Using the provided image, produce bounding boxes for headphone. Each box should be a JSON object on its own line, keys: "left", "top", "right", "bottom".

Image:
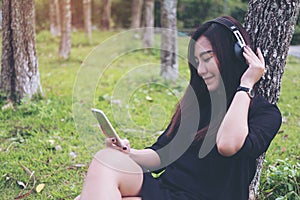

{"left": 209, "top": 17, "right": 247, "bottom": 62}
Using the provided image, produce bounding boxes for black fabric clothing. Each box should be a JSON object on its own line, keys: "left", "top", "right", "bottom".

{"left": 141, "top": 95, "right": 282, "bottom": 200}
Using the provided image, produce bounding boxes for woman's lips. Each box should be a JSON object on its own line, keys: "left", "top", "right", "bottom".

{"left": 203, "top": 75, "right": 214, "bottom": 81}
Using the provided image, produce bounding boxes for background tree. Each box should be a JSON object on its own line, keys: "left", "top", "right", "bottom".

{"left": 160, "top": 0, "right": 178, "bottom": 81}
{"left": 0, "top": 0, "right": 42, "bottom": 103}
{"left": 131, "top": 0, "right": 143, "bottom": 29}
{"left": 110, "top": 0, "right": 132, "bottom": 28}
{"left": 83, "top": 0, "right": 92, "bottom": 43}
{"left": 71, "top": 0, "right": 84, "bottom": 30}
{"left": 50, "top": 0, "right": 61, "bottom": 36}
{"left": 143, "top": 0, "right": 155, "bottom": 48}
{"left": 59, "top": 0, "right": 72, "bottom": 59}
{"left": 100, "top": 0, "right": 111, "bottom": 30}
{"left": 244, "top": 1, "right": 300, "bottom": 199}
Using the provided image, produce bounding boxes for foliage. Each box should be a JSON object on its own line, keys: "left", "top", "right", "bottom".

{"left": 0, "top": 30, "right": 299, "bottom": 199}
{"left": 111, "top": 0, "right": 132, "bottom": 28}
{"left": 291, "top": 18, "right": 300, "bottom": 45}
{"left": 260, "top": 159, "right": 300, "bottom": 200}
{"left": 177, "top": 0, "right": 223, "bottom": 29}
{"left": 33, "top": 0, "right": 300, "bottom": 44}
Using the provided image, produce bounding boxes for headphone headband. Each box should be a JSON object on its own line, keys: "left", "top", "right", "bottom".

{"left": 210, "top": 17, "right": 247, "bottom": 49}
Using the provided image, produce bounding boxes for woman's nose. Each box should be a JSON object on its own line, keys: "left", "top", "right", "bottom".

{"left": 197, "top": 63, "right": 208, "bottom": 76}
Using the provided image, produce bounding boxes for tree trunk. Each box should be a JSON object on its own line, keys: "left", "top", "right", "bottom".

{"left": 50, "top": 0, "right": 61, "bottom": 37}
{"left": 0, "top": 0, "right": 42, "bottom": 103}
{"left": 59, "top": 0, "right": 72, "bottom": 59}
{"left": 244, "top": 1, "right": 300, "bottom": 199}
{"left": 131, "top": 0, "right": 143, "bottom": 29}
{"left": 160, "top": 0, "right": 178, "bottom": 81}
{"left": 100, "top": 0, "right": 111, "bottom": 30}
{"left": 143, "top": 0, "right": 154, "bottom": 48}
{"left": 83, "top": 0, "right": 92, "bottom": 43}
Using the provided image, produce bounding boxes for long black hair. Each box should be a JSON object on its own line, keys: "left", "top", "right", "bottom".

{"left": 166, "top": 16, "right": 251, "bottom": 141}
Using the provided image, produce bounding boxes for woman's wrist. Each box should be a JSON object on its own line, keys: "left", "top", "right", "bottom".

{"left": 239, "top": 81, "right": 254, "bottom": 88}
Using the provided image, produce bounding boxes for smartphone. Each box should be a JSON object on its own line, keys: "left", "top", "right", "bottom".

{"left": 91, "top": 108, "right": 124, "bottom": 148}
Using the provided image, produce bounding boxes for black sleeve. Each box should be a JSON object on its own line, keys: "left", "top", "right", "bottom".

{"left": 147, "top": 124, "right": 173, "bottom": 151}
{"left": 235, "top": 96, "right": 282, "bottom": 158}
{"left": 144, "top": 125, "right": 173, "bottom": 172}
{"left": 147, "top": 119, "right": 198, "bottom": 170}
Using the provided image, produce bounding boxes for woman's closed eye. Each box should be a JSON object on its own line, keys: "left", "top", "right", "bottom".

{"left": 202, "top": 56, "right": 213, "bottom": 62}
{"left": 194, "top": 51, "right": 214, "bottom": 65}
{"left": 194, "top": 55, "right": 213, "bottom": 64}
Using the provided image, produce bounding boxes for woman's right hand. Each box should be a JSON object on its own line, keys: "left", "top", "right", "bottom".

{"left": 241, "top": 46, "right": 265, "bottom": 88}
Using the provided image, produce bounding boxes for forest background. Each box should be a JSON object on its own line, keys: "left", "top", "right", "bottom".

{"left": 0, "top": 0, "right": 299, "bottom": 200}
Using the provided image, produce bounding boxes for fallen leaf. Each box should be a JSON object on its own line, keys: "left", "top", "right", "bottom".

{"left": 74, "top": 164, "right": 86, "bottom": 168}
{"left": 55, "top": 145, "right": 63, "bottom": 151}
{"left": 282, "top": 117, "right": 287, "bottom": 123}
{"left": 36, "top": 183, "right": 45, "bottom": 193}
{"left": 145, "top": 96, "right": 153, "bottom": 102}
{"left": 17, "top": 181, "right": 26, "bottom": 189}
{"left": 69, "top": 152, "right": 77, "bottom": 159}
{"left": 111, "top": 99, "right": 122, "bottom": 106}
{"left": 48, "top": 140, "right": 55, "bottom": 145}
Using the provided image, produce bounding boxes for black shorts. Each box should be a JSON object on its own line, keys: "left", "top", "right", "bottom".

{"left": 140, "top": 172, "right": 199, "bottom": 200}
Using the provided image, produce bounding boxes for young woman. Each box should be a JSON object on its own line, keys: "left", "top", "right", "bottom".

{"left": 76, "top": 16, "right": 282, "bottom": 200}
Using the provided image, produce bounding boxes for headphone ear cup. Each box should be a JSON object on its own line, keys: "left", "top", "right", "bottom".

{"left": 234, "top": 43, "right": 246, "bottom": 64}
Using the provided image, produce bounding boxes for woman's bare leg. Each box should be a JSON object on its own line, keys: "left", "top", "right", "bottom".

{"left": 79, "top": 148, "right": 143, "bottom": 200}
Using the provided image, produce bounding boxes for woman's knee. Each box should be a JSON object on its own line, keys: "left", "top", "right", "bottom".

{"left": 93, "top": 148, "right": 143, "bottom": 174}
{"left": 92, "top": 148, "right": 144, "bottom": 197}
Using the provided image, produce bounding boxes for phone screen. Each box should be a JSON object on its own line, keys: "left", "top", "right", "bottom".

{"left": 91, "top": 108, "right": 124, "bottom": 148}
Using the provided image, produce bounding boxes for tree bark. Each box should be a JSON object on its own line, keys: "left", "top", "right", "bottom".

{"left": 244, "top": 1, "right": 300, "bottom": 199}
{"left": 160, "top": 0, "right": 178, "bottom": 81}
{"left": 100, "top": 0, "right": 111, "bottom": 30}
{"left": 0, "top": 0, "right": 42, "bottom": 103}
{"left": 131, "top": 0, "right": 143, "bottom": 29}
{"left": 50, "top": 0, "right": 61, "bottom": 37}
{"left": 143, "top": 0, "right": 154, "bottom": 48}
{"left": 59, "top": 0, "right": 72, "bottom": 59}
{"left": 83, "top": 0, "right": 92, "bottom": 43}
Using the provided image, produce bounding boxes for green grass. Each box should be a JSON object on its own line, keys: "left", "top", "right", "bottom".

{"left": 0, "top": 30, "right": 299, "bottom": 199}
{"left": 260, "top": 56, "right": 300, "bottom": 200}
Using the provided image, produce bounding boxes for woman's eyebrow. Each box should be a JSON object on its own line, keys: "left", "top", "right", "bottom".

{"left": 199, "top": 50, "right": 213, "bottom": 57}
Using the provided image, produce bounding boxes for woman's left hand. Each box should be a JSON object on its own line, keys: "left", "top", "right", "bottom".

{"left": 240, "top": 46, "right": 265, "bottom": 88}
{"left": 105, "top": 137, "right": 131, "bottom": 154}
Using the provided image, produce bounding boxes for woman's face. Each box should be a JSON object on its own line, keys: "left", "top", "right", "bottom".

{"left": 194, "top": 36, "right": 221, "bottom": 91}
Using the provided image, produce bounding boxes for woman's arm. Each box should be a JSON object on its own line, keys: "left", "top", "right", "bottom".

{"left": 106, "top": 138, "right": 161, "bottom": 169}
{"left": 129, "top": 149, "right": 161, "bottom": 169}
{"left": 216, "top": 91, "right": 251, "bottom": 156}
{"left": 216, "top": 46, "right": 265, "bottom": 157}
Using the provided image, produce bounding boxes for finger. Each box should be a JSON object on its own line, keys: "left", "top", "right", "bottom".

{"left": 242, "top": 51, "right": 252, "bottom": 65}
{"left": 122, "top": 145, "right": 130, "bottom": 153}
{"left": 120, "top": 138, "right": 130, "bottom": 153}
{"left": 105, "top": 137, "right": 116, "bottom": 147}
{"left": 122, "top": 138, "right": 130, "bottom": 147}
{"left": 243, "top": 46, "right": 254, "bottom": 55}
{"left": 245, "top": 47, "right": 261, "bottom": 61}
{"left": 243, "top": 46, "right": 255, "bottom": 61}
{"left": 244, "top": 46, "right": 264, "bottom": 66}
{"left": 256, "top": 47, "right": 265, "bottom": 64}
